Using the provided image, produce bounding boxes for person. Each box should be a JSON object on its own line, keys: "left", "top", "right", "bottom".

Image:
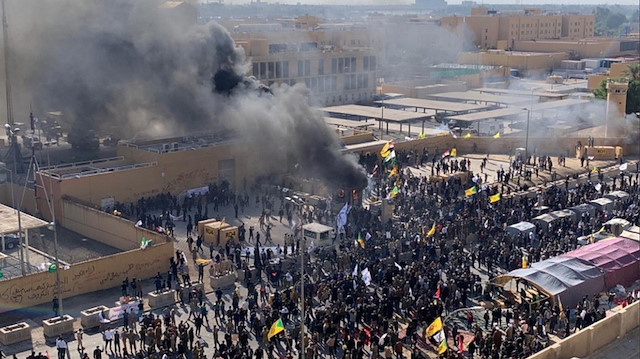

{"left": 55, "top": 336, "right": 67, "bottom": 359}
{"left": 93, "top": 346, "right": 102, "bottom": 359}
{"left": 76, "top": 329, "right": 85, "bottom": 351}
{"left": 52, "top": 296, "right": 60, "bottom": 317}
{"left": 103, "top": 327, "right": 114, "bottom": 353}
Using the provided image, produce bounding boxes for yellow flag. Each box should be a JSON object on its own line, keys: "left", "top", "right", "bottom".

{"left": 267, "top": 318, "right": 285, "bottom": 339}
{"left": 418, "top": 132, "right": 426, "bottom": 139}
{"left": 451, "top": 148, "right": 457, "bottom": 157}
{"left": 489, "top": 193, "right": 501, "bottom": 203}
{"left": 195, "top": 258, "right": 212, "bottom": 265}
{"left": 425, "top": 317, "right": 443, "bottom": 338}
{"left": 380, "top": 142, "right": 392, "bottom": 158}
{"left": 438, "top": 338, "right": 448, "bottom": 354}
{"left": 464, "top": 133, "right": 471, "bottom": 138}
{"left": 522, "top": 255, "right": 528, "bottom": 269}
{"left": 589, "top": 235, "right": 594, "bottom": 244}
{"left": 591, "top": 166, "right": 598, "bottom": 173}
{"left": 493, "top": 132, "right": 500, "bottom": 139}
{"left": 389, "top": 166, "right": 398, "bottom": 177}
{"left": 465, "top": 186, "right": 477, "bottom": 197}
{"left": 426, "top": 222, "right": 436, "bottom": 237}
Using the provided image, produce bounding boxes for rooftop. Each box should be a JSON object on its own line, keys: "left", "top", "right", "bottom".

{"left": 0, "top": 203, "right": 49, "bottom": 235}
{"left": 323, "top": 104, "right": 435, "bottom": 123}
{"left": 374, "top": 97, "right": 491, "bottom": 113}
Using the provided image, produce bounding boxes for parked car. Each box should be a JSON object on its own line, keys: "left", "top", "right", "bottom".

{"left": 1, "top": 235, "right": 19, "bottom": 250}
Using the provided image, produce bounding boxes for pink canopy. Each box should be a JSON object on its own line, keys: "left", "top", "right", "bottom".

{"left": 563, "top": 238, "right": 640, "bottom": 288}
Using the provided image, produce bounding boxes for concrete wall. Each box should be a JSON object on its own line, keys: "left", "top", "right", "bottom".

{"left": 528, "top": 300, "right": 640, "bottom": 359}
{"left": 458, "top": 51, "right": 568, "bottom": 72}
{"left": 61, "top": 199, "right": 168, "bottom": 251}
{"left": 0, "top": 241, "right": 174, "bottom": 314}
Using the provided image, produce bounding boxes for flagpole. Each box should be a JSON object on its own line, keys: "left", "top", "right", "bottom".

{"left": 300, "top": 235, "right": 305, "bottom": 359}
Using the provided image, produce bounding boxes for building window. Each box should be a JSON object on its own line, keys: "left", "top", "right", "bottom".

{"left": 351, "top": 57, "right": 356, "bottom": 73}
{"left": 338, "top": 58, "right": 344, "bottom": 73}
{"left": 363, "top": 56, "right": 369, "bottom": 71}
{"left": 275, "top": 62, "right": 282, "bottom": 78}
{"left": 304, "top": 60, "right": 311, "bottom": 76}
{"left": 283, "top": 61, "right": 289, "bottom": 78}
{"left": 332, "top": 58, "right": 337, "bottom": 74}
{"left": 370, "top": 56, "right": 376, "bottom": 71}
{"left": 252, "top": 63, "right": 259, "bottom": 78}
{"left": 268, "top": 62, "right": 274, "bottom": 79}
{"left": 298, "top": 60, "right": 303, "bottom": 77}
{"left": 260, "top": 62, "right": 266, "bottom": 80}
{"left": 318, "top": 59, "right": 324, "bottom": 75}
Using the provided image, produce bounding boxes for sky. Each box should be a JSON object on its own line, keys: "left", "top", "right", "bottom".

{"left": 216, "top": 1, "right": 640, "bottom": 6}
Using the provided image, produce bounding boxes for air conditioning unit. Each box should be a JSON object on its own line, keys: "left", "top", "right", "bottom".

{"left": 172, "top": 142, "right": 179, "bottom": 151}
{"left": 162, "top": 143, "right": 170, "bottom": 152}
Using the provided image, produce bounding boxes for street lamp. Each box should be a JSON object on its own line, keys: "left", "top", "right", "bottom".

{"left": 0, "top": 162, "right": 25, "bottom": 275}
{"left": 47, "top": 220, "right": 63, "bottom": 316}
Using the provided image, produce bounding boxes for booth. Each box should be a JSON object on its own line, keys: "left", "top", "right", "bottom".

{"left": 604, "top": 190, "right": 630, "bottom": 205}
{"left": 532, "top": 209, "right": 576, "bottom": 233}
{"left": 603, "top": 218, "right": 632, "bottom": 236}
{"left": 506, "top": 221, "right": 537, "bottom": 244}
{"left": 302, "top": 222, "right": 336, "bottom": 247}
{"left": 588, "top": 198, "right": 615, "bottom": 214}
{"left": 569, "top": 203, "right": 596, "bottom": 219}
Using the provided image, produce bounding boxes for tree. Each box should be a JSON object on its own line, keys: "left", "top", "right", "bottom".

{"left": 623, "top": 64, "right": 640, "bottom": 114}
{"left": 593, "top": 79, "right": 608, "bottom": 100}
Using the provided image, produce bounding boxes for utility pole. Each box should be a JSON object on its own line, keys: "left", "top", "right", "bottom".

{"left": 299, "top": 237, "right": 305, "bottom": 359}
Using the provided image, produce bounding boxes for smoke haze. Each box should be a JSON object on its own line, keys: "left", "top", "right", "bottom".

{"left": 1, "top": 0, "right": 367, "bottom": 189}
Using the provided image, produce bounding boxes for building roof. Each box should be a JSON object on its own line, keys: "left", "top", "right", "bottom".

{"left": 473, "top": 88, "right": 567, "bottom": 99}
{"left": 0, "top": 203, "right": 49, "bottom": 235}
{"left": 302, "top": 222, "right": 334, "bottom": 233}
{"left": 445, "top": 107, "right": 526, "bottom": 123}
{"left": 374, "top": 97, "right": 490, "bottom": 113}
{"left": 324, "top": 117, "right": 376, "bottom": 129}
{"left": 427, "top": 91, "right": 530, "bottom": 105}
{"left": 322, "top": 105, "right": 434, "bottom": 122}
{"left": 527, "top": 98, "right": 590, "bottom": 111}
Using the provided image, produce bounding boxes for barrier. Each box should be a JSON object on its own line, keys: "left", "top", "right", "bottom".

{"left": 80, "top": 306, "right": 109, "bottom": 330}
{"left": 210, "top": 272, "right": 236, "bottom": 289}
{"left": 147, "top": 289, "right": 176, "bottom": 308}
{"left": 0, "top": 322, "right": 31, "bottom": 345}
{"left": 183, "top": 280, "right": 204, "bottom": 293}
{"left": 42, "top": 315, "right": 74, "bottom": 338}
{"left": 528, "top": 300, "right": 640, "bottom": 359}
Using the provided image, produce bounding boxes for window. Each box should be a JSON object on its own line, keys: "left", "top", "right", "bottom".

{"left": 304, "top": 60, "right": 311, "bottom": 76}
{"left": 260, "top": 62, "right": 266, "bottom": 80}
{"left": 252, "top": 63, "right": 259, "bottom": 78}
{"left": 370, "top": 56, "right": 376, "bottom": 71}
{"left": 298, "top": 60, "right": 303, "bottom": 77}
{"left": 338, "top": 58, "right": 344, "bottom": 73}
{"left": 268, "top": 62, "right": 274, "bottom": 79}
{"left": 351, "top": 57, "right": 356, "bottom": 72}
{"left": 275, "top": 62, "right": 282, "bottom": 78}
{"left": 283, "top": 61, "right": 289, "bottom": 78}
{"left": 318, "top": 59, "right": 324, "bottom": 75}
{"left": 363, "top": 56, "right": 369, "bottom": 71}
{"left": 331, "top": 58, "right": 337, "bottom": 74}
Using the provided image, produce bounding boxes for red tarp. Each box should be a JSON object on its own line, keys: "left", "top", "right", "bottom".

{"left": 563, "top": 237, "right": 640, "bottom": 288}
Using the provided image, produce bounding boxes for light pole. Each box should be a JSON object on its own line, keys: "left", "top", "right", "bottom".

{"left": 41, "top": 150, "right": 63, "bottom": 315}
{"left": 299, "top": 236, "right": 306, "bottom": 359}
{"left": 0, "top": 157, "right": 25, "bottom": 276}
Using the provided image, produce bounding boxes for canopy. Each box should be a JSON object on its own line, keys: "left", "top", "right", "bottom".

{"left": 532, "top": 210, "right": 575, "bottom": 232}
{"left": 506, "top": 221, "right": 536, "bottom": 238}
{"left": 495, "top": 256, "right": 605, "bottom": 308}
{"left": 563, "top": 238, "right": 640, "bottom": 288}
{"left": 604, "top": 190, "right": 629, "bottom": 203}
{"left": 589, "top": 198, "right": 614, "bottom": 213}
{"left": 569, "top": 203, "right": 596, "bottom": 219}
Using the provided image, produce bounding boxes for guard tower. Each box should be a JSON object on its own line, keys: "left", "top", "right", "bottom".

{"left": 605, "top": 80, "right": 628, "bottom": 137}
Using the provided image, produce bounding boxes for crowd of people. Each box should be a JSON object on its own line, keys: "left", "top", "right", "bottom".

{"left": 66, "top": 147, "right": 639, "bottom": 359}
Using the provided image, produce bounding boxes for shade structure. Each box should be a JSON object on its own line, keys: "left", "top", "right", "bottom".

{"left": 494, "top": 256, "right": 605, "bottom": 308}
{"left": 563, "top": 237, "right": 640, "bottom": 289}
{"left": 506, "top": 221, "right": 536, "bottom": 239}
{"left": 532, "top": 209, "right": 576, "bottom": 232}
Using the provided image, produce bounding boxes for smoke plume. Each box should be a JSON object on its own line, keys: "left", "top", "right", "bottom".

{"left": 1, "top": 0, "right": 367, "bottom": 190}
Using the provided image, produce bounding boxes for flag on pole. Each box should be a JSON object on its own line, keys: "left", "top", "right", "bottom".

{"left": 522, "top": 254, "right": 528, "bottom": 268}
{"left": 361, "top": 268, "right": 372, "bottom": 286}
{"left": 557, "top": 295, "right": 564, "bottom": 312}
{"left": 337, "top": 203, "right": 349, "bottom": 230}
{"left": 48, "top": 262, "right": 57, "bottom": 273}
{"left": 389, "top": 166, "right": 399, "bottom": 177}
{"left": 458, "top": 335, "right": 465, "bottom": 353}
{"left": 442, "top": 150, "right": 450, "bottom": 158}
{"left": 426, "top": 222, "right": 436, "bottom": 237}
{"left": 493, "top": 132, "right": 500, "bottom": 139}
{"left": 591, "top": 166, "right": 598, "bottom": 173}
{"left": 451, "top": 148, "right": 457, "bottom": 157}
{"left": 418, "top": 132, "right": 426, "bottom": 139}
{"left": 465, "top": 186, "right": 477, "bottom": 197}
{"left": 371, "top": 164, "right": 379, "bottom": 176}
{"left": 365, "top": 232, "right": 372, "bottom": 241}
{"left": 353, "top": 264, "right": 359, "bottom": 277}
{"left": 489, "top": 193, "right": 501, "bottom": 203}
{"left": 425, "top": 317, "right": 443, "bottom": 338}
{"left": 619, "top": 163, "right": 628, "bottom": 171}
{"left": 437, "top": 335, "right": 448, "bottom": 354}
{"left": 267, "top": 318, "right": 285, "bottom": 339}
{"left": 357, "top": 233, "right": 365, "bottom": 248}
{"left": 464, "top": 133, "right": 471, "bottom": 138}
{"left": 391, "top": 186, "right": 399, "bottom": 198}
{"left": 589, "top": 235, "right": 594, "bottom": 244}
{"left": 383, "top": 150, "right": 396, "bottom": 163}
{"left": 434, "top": 284, "right": 441, "bottom": 298}
{"left": 380, "top": 142, "right": 393, "bottom": 158}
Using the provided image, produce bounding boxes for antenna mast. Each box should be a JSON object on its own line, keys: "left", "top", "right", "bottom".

{"left": 2, "top": 0, "right": 13, "bottom": 127}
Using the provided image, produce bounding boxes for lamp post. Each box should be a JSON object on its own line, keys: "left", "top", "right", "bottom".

{"left": 0, "top": 161, "right": 25, "bottom": 275}
{"left": 42, "top": 150, "right": 63, "bottom": 315}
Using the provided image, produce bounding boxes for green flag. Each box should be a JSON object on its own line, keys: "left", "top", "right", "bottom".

{"left": 48, "top": 262, "right": 57, "bottom": 273}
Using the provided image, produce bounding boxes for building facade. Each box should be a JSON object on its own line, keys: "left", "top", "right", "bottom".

{"left": 441, "top": 7, "right": 595, "bottom": 49}
{"left": 228, "top": 19, "right": 384, "bottom": 106}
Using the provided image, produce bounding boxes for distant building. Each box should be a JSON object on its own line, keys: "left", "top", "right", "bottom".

{"left": 440, "top": 7, "right": 595, "bottom": 49}
{"left": 227, "top": 18, "right": 384, "bottom": 106}
{"left": 160, "top": 1, "right": 197, "bottom": 29}
{"left": 415, "top": 0, "right": 447, "bottom": 9}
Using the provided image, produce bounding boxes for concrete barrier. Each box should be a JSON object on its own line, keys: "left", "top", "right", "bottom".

{"left": 42, "top": 315, "right": 74, "bottom": 338}
{"left": 529, "top": 301, "right": 640, "bottom": 359}
{"left": 147, "top": 289, "right": 176, "bottom": 308}
{"left": 0, "top": 322, "right": 31, "bottom": 345}
{"left": 210, "top": 272, "right": 236, "bottom": 289}
{"left": 183, "top": 280, "right": 204, "bottom": 293}
{"left": 80, "top": 305, "right": 109, "bottom": 330}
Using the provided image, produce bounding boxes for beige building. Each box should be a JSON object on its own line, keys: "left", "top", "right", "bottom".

{"left": 457, "top": 50, "right": 568, "bottom": 73}
{"left": 441, "top": 7, "right": 594, "bottom": 49}
{"left": 587, "top": 61, "right": 639, "bottom": 90}
{"left": 511, "top": 37, "right": 640, "bottom": 59}
{"left": 227, "top": 18, "right": 384, "bottom": 106}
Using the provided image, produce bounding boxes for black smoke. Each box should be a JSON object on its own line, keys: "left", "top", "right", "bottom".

{"left": 2, "top": 0, "right": 366, "bottom": 190}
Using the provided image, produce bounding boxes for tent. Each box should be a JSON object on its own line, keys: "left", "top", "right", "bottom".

{"left": 532, "top": 210, "right": 576, "bottom": 232}
{"left": 506, "top": 221, "right": 537, "bottom": 242}
{"left": 494, "top": 257, "right": 605, "bottom": 308}
{"left": 588, "top": 198, "right": 614, "bottom": 213}
{"left": 604, "top": 190, "right": 630, "bottom": 204}
{"left": 569, "top": 203, "right": 596, "bottom": 219}
{"left": 563, "top": 238, "right": 640, "bottom": 288}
